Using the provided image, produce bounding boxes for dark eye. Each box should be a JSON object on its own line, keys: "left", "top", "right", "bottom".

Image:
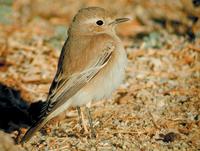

{"left": 96, "top": 20, "right": 104, "bottom": 26}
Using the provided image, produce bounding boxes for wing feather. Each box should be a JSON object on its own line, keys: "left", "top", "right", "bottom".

{"left": 21, "top": 43, "right": 114, "bottom": 143}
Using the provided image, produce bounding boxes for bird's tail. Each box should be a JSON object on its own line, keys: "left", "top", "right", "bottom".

{"left": 21, "top": 99, "right": 71, "bottom": 144}
{"left": 20, "top": 115, "right": 50, "bottom": 144}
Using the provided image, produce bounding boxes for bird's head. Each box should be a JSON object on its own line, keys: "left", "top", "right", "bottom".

{"left": 69, "top": 7, "right": 129, "bottom": 36}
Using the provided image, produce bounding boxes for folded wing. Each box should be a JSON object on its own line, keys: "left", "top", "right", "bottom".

{"left": 21, "top": 39, "right": 115, "bottom": 143}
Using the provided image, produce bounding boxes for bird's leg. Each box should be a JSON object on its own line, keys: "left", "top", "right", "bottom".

{"left": 76, "top": 106, "right": 88, "bottom": 133}
{"left": 85, "top": 104, "right": 96, "bottom": 138}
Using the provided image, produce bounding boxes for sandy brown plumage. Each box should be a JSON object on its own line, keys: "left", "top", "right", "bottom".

{"left": 21, "top": 7, "right": 129, "bottom": 143}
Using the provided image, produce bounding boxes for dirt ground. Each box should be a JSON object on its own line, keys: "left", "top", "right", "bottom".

{"left": 0, "top": 0, "right": 200, "bottom": 151}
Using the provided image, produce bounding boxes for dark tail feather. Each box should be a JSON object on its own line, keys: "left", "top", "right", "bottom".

{"left": 28, "top": 101, "right": 49, "bottom": 122}
{"left": 21, "top": 100, "right": 50, "bottom": 143}
{"left": 20, "top": 116, "right": 49, "bottom": 144}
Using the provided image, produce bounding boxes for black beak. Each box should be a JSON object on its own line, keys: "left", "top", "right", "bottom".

{"left": 109, "top": 18, "right": 130, "bottom": 25}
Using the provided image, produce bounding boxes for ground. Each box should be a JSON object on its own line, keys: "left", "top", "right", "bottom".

{"left": 0, "top": 0, "right": 199, "bottom": 151}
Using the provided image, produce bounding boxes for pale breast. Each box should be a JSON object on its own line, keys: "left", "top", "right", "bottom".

{"left": 71, "top": 42, "right": 127, "bottom": 106}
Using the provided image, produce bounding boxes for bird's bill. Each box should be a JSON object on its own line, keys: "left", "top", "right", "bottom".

{"left": 109, "top": 18, "right": 130, "bottom": 25}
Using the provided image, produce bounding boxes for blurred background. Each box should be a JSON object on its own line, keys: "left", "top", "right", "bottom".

{"left": 0, "top": 0, "right": 199, "bottom": 101}
{"left": 0, "top": 0, "right": 199, "bottom": 150}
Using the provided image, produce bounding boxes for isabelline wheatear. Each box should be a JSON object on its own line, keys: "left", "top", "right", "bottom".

{"left": 21, "top": 7, "right": 129, "bottom": 143}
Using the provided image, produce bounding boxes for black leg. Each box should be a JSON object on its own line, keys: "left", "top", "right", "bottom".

{"left": 77, "top": 107, "right": 88, "bottom": 133}
{"left": 77, "top": 107, "right": 82, "bottom": 127}
{"left": 86, "top": 107, "right": 96, "bottom": 138}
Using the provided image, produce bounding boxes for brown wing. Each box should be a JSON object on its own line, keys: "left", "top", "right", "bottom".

{"left": 21, "top": 35, "right": 115, "bottom": 143}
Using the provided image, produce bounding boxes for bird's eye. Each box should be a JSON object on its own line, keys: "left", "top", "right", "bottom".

{"left": 96, "top": 20, "right": 104, "bottom": 26}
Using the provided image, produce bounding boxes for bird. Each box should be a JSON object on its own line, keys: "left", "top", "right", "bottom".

{"left": 21, "top": 6, "right": 129, "bottom": 143}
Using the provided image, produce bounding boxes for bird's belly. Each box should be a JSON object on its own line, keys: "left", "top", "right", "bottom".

{"left": 71, "top": 48, "right": 127, "bottom": 107}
